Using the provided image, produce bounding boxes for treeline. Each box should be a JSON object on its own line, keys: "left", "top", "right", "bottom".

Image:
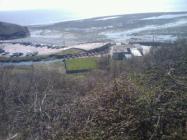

{"left": 0, "top": 40, "right": 187, "bottom": 140}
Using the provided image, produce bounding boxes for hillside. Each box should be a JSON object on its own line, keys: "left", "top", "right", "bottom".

{"left": 0, "top": 40, "right": 186, "bottom": 140}
{"left": 0, "top": 22, "right": 30, "bottom": 40}
{"left": 2, "top": 12, "right": 186, "bottom": 46}
{"left": 26, "top": 12, "right": 187, "bottom": 45}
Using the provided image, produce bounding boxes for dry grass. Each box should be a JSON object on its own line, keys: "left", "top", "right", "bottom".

{"left": 0, "top": 41, "right": 187, "bottom": 140}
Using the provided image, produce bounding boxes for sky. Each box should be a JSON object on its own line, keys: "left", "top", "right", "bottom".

{"left": 0, "top": 0, "right": 187, "bottom": 18}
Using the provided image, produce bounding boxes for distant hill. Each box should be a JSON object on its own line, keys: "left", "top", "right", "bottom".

{"left": 0, "top": 22, "right": 30, "bottom": 40}
{"left": 29, "top": 12, "right": 187, "bottom": 45}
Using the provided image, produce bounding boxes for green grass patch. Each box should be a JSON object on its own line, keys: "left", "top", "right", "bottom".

{"left": 10, "top": 61, "right": 66, "bottom": 74}
{"left": 66, "top": 57, "right": 98, "bottom": 71}
{"left": 56, "top": 48, "right": 85, "bottom": 56}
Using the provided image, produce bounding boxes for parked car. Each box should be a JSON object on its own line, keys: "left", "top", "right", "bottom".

{"left": 0, "top": 49, "right": 5, "bottom": 54}
{"left": 11, "top": 52, "right": 23, "bottom": 57}
{"left": 1, "top": 52, "right": 9, "bottom": 55}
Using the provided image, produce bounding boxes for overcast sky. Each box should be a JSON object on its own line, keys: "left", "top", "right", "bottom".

{"left": 0, "top": 0, "right": 187, "bottom": 18}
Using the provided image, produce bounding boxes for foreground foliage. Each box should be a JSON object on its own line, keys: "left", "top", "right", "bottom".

{"left": 65, "top": 57, "right": 98, "bottom": 71}
{"left": 0, "top": 41, "right": 187, "bottom": 140}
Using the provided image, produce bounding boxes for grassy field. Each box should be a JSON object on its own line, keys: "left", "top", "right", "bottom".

{"left": 5, "top": 56, "right": 98, "bottom": 74}
{"left": 33, "top": 61, "right": 66, "bottom": 74}
{"left": 66, "top": 57, "right": 98, "bottom": 71}
{"left": 56, "top": 48, "right": 85, "bottom": 55}
{"left": 8, "top": 61, "right": 66, "bottom": 74}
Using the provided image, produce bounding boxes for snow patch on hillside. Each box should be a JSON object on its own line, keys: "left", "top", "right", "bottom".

{"left": 31, "top": 30, "right": 62, "bottom": 38}
{"left": 101, "top": 19, "right": 187, "bottom": 42}
{"left": 142, "top": 13, "right": 187, "bottom": 20}
{"left": 96, "top": 16, "right": 120, "bottom": 21}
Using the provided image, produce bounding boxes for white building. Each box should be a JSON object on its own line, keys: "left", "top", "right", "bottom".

{"left": 111, "top": 43, "right": 146, "bottom": 60}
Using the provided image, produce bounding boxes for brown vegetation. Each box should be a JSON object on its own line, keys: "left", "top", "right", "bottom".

{"left": 0, "top": 40, "right": 187, "bottom": 140}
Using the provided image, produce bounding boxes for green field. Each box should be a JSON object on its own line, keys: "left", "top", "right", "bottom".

{"left": 56, "top": 48, "right": 85, "bottom": 55}
{"left": 66, "top": 57, "right": 98, "bottom": 71}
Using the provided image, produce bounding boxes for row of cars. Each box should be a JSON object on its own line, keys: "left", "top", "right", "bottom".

{"left": 0, "top": 48, "right": 8, "bottom": 56}
{"left": 0, "top": 48, "right": 38, "bottom": 57}
{"left": 3, "top": 42, "right": 63, "bottom": 49}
